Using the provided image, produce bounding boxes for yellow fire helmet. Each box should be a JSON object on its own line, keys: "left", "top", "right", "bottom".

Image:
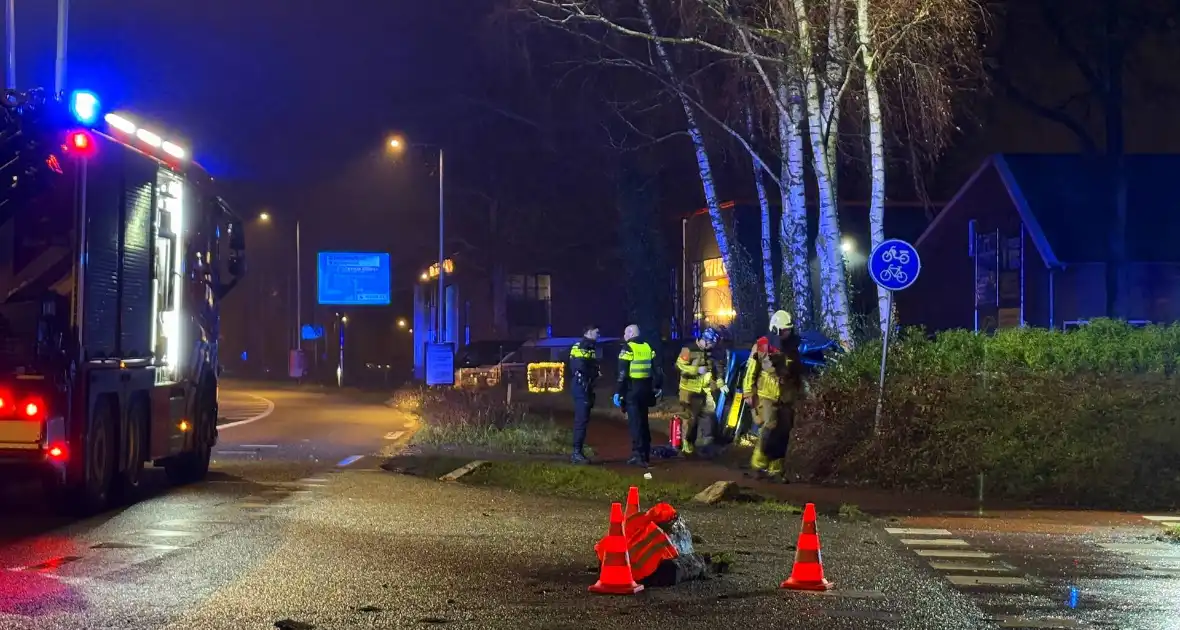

{"left": 769, "top": 310, "right": 794, "bottom": 334}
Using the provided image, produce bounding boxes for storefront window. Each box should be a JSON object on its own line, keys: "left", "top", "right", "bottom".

{"left": 697, "top": 257, "right": 735, "bottom": 327}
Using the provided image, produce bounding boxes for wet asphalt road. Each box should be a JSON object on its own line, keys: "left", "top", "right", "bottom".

{"left": 0, "top": 382, "right": 1176, "bottom": 629}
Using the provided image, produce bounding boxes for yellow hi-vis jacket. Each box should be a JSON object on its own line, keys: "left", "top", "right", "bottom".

{"left": 742, "top": 340, "right": 800, "bottom": 404}
{"left": 675, "top": 344, "right": 714, "bottom": 396}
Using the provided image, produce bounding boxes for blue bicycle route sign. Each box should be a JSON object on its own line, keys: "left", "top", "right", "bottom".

{"left": 317, "top": 252, "right": 391, "bottom": 305}
{"left": 868, "top": 239, "right": 921, "bottom": 292}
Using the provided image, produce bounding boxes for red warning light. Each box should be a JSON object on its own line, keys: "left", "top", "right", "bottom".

{"left": 48, "top": 444, "right": 66, "bottom": 459}
{"left": 67, "top": 131, "right": 94, "bottom": 156}
{"left": 24, "top": 401, "right": 39, "bottom": 417}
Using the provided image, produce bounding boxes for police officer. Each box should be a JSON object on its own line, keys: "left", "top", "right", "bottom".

{"left": 675, "top": 327, "right": 722, "bottom": 457}
{"left": 568, "top": 325, "right": 600, "bottom": 464}
{"left": 614, "top": 324, "right": 663, "bottom": 468}
{"left": 742, "top": 310, "right": 805, "bottom": 482}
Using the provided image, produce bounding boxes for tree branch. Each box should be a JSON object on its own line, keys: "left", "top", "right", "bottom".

{"left": 986, "top": 62, "right": 1098, "bottom": 152}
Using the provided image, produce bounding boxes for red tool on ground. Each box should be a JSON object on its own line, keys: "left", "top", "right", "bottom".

{"left": 669, "top": 415, "right": 683, "bottom": 450}
{"left": 589, "top": 502, "right": 644, "bottom": 595}
{"left": 780, "top": 503, "right": 833, "bottom": 591}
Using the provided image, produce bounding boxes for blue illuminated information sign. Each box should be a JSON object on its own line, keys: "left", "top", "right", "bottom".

{"left": 316, "top": 252, "right": 391, "bottom": 305}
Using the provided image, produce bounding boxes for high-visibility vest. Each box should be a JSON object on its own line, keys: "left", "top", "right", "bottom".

{"left": 619, "top": 341, "right": 654, "bottom": 380}
{"left": 596, "top": 510, "right": 678, "bottom": 582}
{"left": 676, "top": 345, "right": 712, "bottom": 393}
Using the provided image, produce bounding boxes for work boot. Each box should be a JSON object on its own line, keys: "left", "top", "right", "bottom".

{"left": 626, "top": 455, "right": 650, "bottom": 469}
{"left": 570, "top": 452, "right": 590, "bottom": 465}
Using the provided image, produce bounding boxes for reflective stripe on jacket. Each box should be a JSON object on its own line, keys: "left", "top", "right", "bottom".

{"left": 676, "top": 345, "right": 713, "bottom": 393}
{"left": 620, "top": 341, "right": 654, "bottom": 379}
{"left": 596, "top": 511, "right": 679, "bottom": 582}
{"left": 743, "top": 343, "right": 786, "bottom": 402}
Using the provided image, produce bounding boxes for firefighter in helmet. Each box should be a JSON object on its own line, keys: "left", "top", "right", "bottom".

{"left": 675, "top": 327, "right": 723, "bottom": 457}
{"left": 742, "top": 310, "right": 805, "bottom": 482}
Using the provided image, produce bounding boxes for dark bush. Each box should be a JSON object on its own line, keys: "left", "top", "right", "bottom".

{"left": 792, "top": 319, "right": 1180, "bottom": 509}
{"left": 391, "top": 387, "right": 578, "bottom": 455}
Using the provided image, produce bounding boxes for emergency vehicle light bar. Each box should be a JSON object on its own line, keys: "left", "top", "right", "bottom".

{"left": 102, "top": 112, "right": 188, "bottom": 161}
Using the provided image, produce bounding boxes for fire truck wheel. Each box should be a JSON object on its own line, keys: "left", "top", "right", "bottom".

{"left": 63, "top": 401, "right": 117, "bottom": 515}
{"left": 116, "top": 400, "right": 149, "bottom": 500}
{"left": 165, "top": 394, "right": 213, "bottom": 485}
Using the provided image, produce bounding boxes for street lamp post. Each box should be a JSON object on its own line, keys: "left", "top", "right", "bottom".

{"left": 259, "top": 212, "right": 304, "bottom": 379}
{"left": 389, "top": 136, "right": 446, "bottom": 345}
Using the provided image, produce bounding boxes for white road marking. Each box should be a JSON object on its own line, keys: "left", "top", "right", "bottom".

{"left": 929, "top": 561, "right": 1014, "bottom": 572}
{"left": 998, "top": 617, "right": 1084, "bottom": 628}
{"left": 1098, "top": 542, "right": 1180, "bottom": 554}
{"left": 1143, "top": 515, "right": 1180, "bottom": 522}
{"left": 301, "top": 478, "right": 329, "bottom": 483}
{"left": 945, "top": 575, "right": 1030, "bottom": 587}
{"left": 213, "top": 450, "right": 256, "bottom": 455}
{"left": 384, "top": 431, "right": 405, "bottom": 440}
{"left": 885, "top": 527, "right": 953, "bottom": 536}
{"left": 239, "top": 444, "right": 279, "bottom": 449}
{"left": 218, "top": 394, "right": 276, "bottom": 429}
{"left": 337, "top": 455, "right": 364, "bottom": 467}
{"left": 914, "top": 549, "right": 995, "bottom": 559}
{"left": 900, "top": 538, "right": 970, "bottom": 547}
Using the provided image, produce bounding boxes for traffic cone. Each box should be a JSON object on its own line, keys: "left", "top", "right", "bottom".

{"left": 624, "top": 486, "right": 641, "bottom": 525}
{"left": 780, "top": 503, "right": 833, "bottom": 591}
{"left": 589, "top": 502, "right": 644, "bottom": 595}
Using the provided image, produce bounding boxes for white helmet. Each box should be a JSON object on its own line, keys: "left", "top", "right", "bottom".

{"left": 623, "top": 324, "right": 640, "bottom": 341}
{"left": 769, "top": 310, "right": 793, "bottom": 334}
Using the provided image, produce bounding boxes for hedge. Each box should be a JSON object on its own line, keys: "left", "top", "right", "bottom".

{"left": 792, "top": 319, "right": 1180, "bottom": 510}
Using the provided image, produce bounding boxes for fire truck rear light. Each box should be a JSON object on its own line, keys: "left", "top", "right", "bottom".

{"left": 105, "top": 113, "right": 136, "bottom": 134}
{"left": 70, "top": 131, "right": 92, "bottom": 151}
{"left": 48, "top": 445, "right": 66, "bottom": 459}
{"left": 162, "top": 141, "right": 186, "bottom": 159}
{"left": 24, "top": 401, "right": 40, "bottom": 417}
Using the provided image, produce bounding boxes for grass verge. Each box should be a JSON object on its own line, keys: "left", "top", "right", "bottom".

{"left": 1163, "top": 524, "right": 1180, "bottom": 542}
{"left": 393, "top": 388, "right": 588, "bottom": 457}
{"left": 384, "top": 454, "right": 802, "bottom": 513}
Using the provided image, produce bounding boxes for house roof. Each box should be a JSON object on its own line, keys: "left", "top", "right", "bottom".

{"left": 918, "top": 153, "right": 1180, "bottom": 266}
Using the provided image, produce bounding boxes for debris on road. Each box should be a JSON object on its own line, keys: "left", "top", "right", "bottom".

{"left": 439, "top": 460, "right": 489, "bottom": 482}
{"left": 693, "top": 480, "right": 738, "bottom": 504}
{"left": 274, "top": 619, "right": 316, "bottom": 630}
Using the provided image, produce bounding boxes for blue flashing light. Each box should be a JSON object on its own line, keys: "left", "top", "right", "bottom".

{"left": 69, "top": 91, "right": 100, "bottom": 125}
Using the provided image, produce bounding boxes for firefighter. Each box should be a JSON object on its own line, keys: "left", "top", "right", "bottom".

{"left": 675, "top": 327, "right": 722, "bottom": 457}
{"left": 742, "top": 310, "right": 805, "bottom": 482}
{"left": 613, "top": 324, "right": 663, "bottom": 468}
{"left": 568, "top": 325, "right": 600, "bottom": 464}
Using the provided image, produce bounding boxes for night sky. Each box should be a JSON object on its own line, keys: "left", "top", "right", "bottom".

{"left": 4, "top": 0, "right": 1179, "bottom": 377}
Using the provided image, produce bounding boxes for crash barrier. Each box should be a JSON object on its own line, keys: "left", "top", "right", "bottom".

{"left": 589, "top": 489, "right": 832, "bottom": 595}
{"left": 526, "top": 362, "right": 564, "bottom": 393}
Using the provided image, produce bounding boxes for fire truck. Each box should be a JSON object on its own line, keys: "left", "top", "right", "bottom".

{"left": 0, "top": 89, "right": 246, "bottom": 514}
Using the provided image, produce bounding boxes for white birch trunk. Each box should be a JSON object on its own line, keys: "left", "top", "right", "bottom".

{"left": 636, "top": 0, "right": 737, "bottom": 301}
{"left": 857, "top": 0, "right": 888, "bottom": 337}
{"left": 777, "top": 78, "right": 811, "bottom": 330}
{"left": 747, "top": 106, "right": 776, "bottom": 315}
{"left": 791, "top": 0, "right": 853, "bottom": 346}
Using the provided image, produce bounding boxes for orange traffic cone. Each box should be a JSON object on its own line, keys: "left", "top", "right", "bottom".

{"left": 589, "top": 502, "right": 644, "bottom": 595}
{"left": 624, "top": 486, "right": 641, "bottom": 528}
{"left": 780, "top": 503, "right": 833, "bottom": 591}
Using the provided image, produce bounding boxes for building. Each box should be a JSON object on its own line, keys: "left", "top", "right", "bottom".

{"left": 678, "top": 200, "right": 933, "bottom": 338}
{"left": 902, "top": 154, "right": 1180, "bottom": 332}
{"left": 411, "top": 252, "right": 625, "bottom": 379}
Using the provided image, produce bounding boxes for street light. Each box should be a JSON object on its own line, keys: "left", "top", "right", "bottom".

{"left": 841, "top": 237, "right": 854, "bottom": 255}
{"left": 257, "top": 211, "right": 303, "bottom": 375}
{"left": 387, "top": 135, "right": 446, "bottom": 345}
{"left": 397, "top": 318, "right": 407, "bottom": 328}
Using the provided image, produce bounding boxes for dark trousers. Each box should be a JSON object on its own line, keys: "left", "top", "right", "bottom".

{"left": 681, "top": 393, "right": 714, "bottom": 448}
{"left": 625, "top": 399, "right": 651, "bottom": 460}
{"left": 572, "top": 390, "right": 594, "bottom": 454}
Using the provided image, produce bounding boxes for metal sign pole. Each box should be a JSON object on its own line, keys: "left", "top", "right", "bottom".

{"left": 873, "top": 290, "right": 894, "bottom": 435}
